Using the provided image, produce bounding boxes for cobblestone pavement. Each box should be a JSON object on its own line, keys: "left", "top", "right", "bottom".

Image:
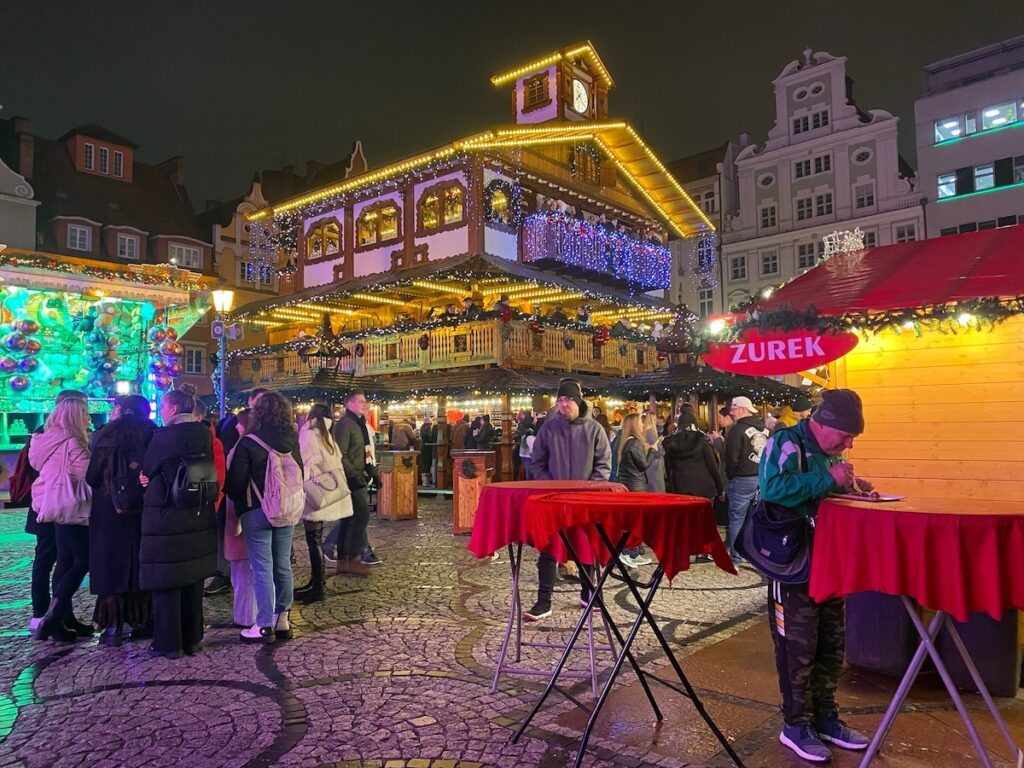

{"left": 1, "top": 499, "right": 1019, "bottom": 768}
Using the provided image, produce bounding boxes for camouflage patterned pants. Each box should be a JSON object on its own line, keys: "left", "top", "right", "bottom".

{"left": 767, "top": 579, "right": 845, "bottom": 726}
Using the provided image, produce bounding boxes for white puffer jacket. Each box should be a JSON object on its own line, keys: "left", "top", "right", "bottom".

{"left": 28, "top": 428, "right": 91, "bottom": 525}
{"left": 298, "top": 421, "right": 353, "bottom": 522}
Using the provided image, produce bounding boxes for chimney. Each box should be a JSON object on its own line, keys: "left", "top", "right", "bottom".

{"left": 739, "top": 132, "right": 750, "bottom": 148}
{"left": 12, "top": 117, "right": 32, "bottom": 179}
{"left": 158, "top": 155, "right": 185, "bottom": 186}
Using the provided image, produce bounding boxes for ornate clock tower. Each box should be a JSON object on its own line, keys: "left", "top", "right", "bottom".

{"left": 490, "top": 42, "right": 613, "bottom": 125}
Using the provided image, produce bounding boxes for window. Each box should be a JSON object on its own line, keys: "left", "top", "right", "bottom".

{"left": 998, "top": 215, "right": 1018, "bottom": 228}
{"left": 937, "top": 172, "right": 957, "bottom": 199}
{"left": 758, "top": 173, "right": 775, "bottom": 188}
{"left": 966, "top": 113, "right": 977, "bottom": 134}
{"left": 489, "top": 189, "right": 509, "bottom": 223}
{"left": 169, "top": 243, "right": 202, "bottom": 269}
{"left": 418, "top": 181, "right": 466, "bottom": 233}
{"left": 68, "top": 224, "right": 90, "bottom": 251}
{"left": 852, "top": 147, "right": 873, "bottom": 165}
{"left": 812, "top": 110, "right": 830, "bottom": 129}
{"left": 357, "top": 202, "right": 400, "bottom": 246}
{"left": 702, "top": 190, "right": 716, "bottom": 214}
{"left": 307, "top": 220, "right": 340, "bottom": 260}
{"left": 729, "top": 255, "right": 747, "bottom": 281}
{"left": 814, "top": 154, "right": 831, "bottom": 174}
{"left": 895, "top": 223, "right": 917, "bottom": 243}
{"left": 696, "top": 237, "right": 715, "bottom": 272}
{"left": 760, "top": 204, "right": 777, "bottom": 229}
{"left": 760, "top": 250, "right": 779, "bottom": 276}
{"left": 571, "top": 146, "right": 601, "bottom": 185}
{"left": 815, "top": 192, "right": 833, "bottom": 217}
{"left": 940, "top": 227, "right": 959, "bottom": 237}
{"left": 98, "top": 147, "right": 109, "bottom": 174}
{"left": 794, "top": 160, "right": 811, "bottom": 179}
{"left": 959, "top": 222, "right": 978, "bottom": 234}
{"left": 817, "top": 240, "right": 827, "bottom": 258}
{"left": 698, "top": 285, "right": 714, "bottom": 317}
{"left": 84, "top": 143, "right": 95, "bottom": 170}
{"left": 981, "top": 102, "right": 1017, "bottom": 130}
{"left": 934, "top": 116, "right": 962, "bottom": 142}
{"left": 854, "top": 183, "right": 875, "bottom": 209}
{"left": 184, "top": 348, "right": 205, "bottom": 375}
{"left": 797, "top": 243, "right": 817, "bottom": 269}
{"left": 523, "top": 73, "right": 550, "bottom": 111}
{"left": 793, "top": 87, "right": 808, "bottom": 102}
{"left": 974, "top": 163, "right": 995, "bottom": 191}
{"left": 792, "top": 116, "right": 809, "bottom": 135}
{"left": 1014, "top": 155, "right": 1024, "bottom": 183}
{"left": 809, "top": 82, "right": 825, "bottom": 96}
{"left": 113, "top": 151, "right": 124, "bottom": 178}
{"left": 116, "top": 233, "right": 139, "bottom": 260}
{"left": 238, "top": 261, "right": 272, "bottom": 286}
{"left": 863, "top": 230, "right": 877, "bottom": 248}
{"left": 978, "top": 219, "right": 997, "bottom": 230}
{"left": 796, "top": 197, "right": 813, "bottom": 221}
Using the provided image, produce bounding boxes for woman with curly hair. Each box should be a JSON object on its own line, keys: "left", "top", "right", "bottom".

{"left": 224, "top": 391, "right": 303, "bottom": 644}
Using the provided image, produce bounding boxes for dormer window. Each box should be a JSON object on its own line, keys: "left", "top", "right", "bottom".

{"left": 307, "top": 220, "right": 340, "bottom": 260}
{"left": 416, "top": 181, "right": 466, "bottom": 235}
{"left": 84, "top": 143, "right": 95, "bottom": 171}
{"left": 523, "top": 73, "right": 552, "bottom": 113}
{"left": 357, "top": 202, "right": 401, "bottom": 247}
{"left": 68, "top": 224, "right": 91, "bottom": 252}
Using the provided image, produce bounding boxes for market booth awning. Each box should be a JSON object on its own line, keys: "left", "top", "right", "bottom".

{"left": 760, "top": 226, "right": 1024, "bottom": 314}
{"left": 611, "top": 363, "right": 800, "bottom": 403}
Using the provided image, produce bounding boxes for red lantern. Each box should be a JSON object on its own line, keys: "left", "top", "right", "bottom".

{"left": 529, "top": 322, "right": 545, "bottom": 335}
{"left": 499, "top": 308, "right": 512, "bottom": 323}
{"left": 657, "top": 350, "right": 669, "bottom": 361}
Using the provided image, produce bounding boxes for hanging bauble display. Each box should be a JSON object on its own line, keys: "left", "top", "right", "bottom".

{"left": 150, "top": 328, "right": 168, "bottom": 343}
{"left": 166, "top": 361, "right": 183, "bottom": 377}
{"left": 4, "top": 333, "right": 27, "bottom": 351}
{"left": 0, "top": 356, "right": 16, "bottom": 374}
{"left": 15, "top": 319, "right": 39, "bottom": 335}
{"left": 18, "top": 357, "right": 39, "bottom": 374}
{"left": 24, "top": 338, "right": 41, "bottom": 355}
{"left": 165, "top": 328, "right": 178, "bottom": 341}
{"left": 9, "top": 375, "right": 30, "bottom": 392}
{"left": 154, "top": 373, "right": 173, "bottom": 390}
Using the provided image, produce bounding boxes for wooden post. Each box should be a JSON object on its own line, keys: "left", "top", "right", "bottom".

{"left": 451, "top": 449, "right": 495, "bottom": 534}
{"left": 498, "top": 393, "right": 514, "bottom": 482}
{"left": 377, "top": 450, "right": 418, "bottom": 520}
{"left": 436, "top": 395, "right": 451, "bottom": 490}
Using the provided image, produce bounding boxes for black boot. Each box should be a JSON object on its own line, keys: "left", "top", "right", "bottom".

{"left": 35, "top": 599, "right": 76, "bottom": 643}
{"left": 99, "top": 625, "right": 123, "bottom": 647}
{"left": 295, "top": 524, "right": 325, "bottom": 604}
{"left": 63, "top": 617, "right": 95, "bottom": 638}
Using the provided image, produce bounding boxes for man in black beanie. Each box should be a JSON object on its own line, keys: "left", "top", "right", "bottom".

{"left": 759, "top": 388, "right": 872, "bottom": 762}
{"left": 525, "top": 378, "right": 611, "bottom": 621}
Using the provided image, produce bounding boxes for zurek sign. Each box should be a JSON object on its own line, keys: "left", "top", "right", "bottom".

{"left": 703, "top": 328, "right": 858, "bottom": 376}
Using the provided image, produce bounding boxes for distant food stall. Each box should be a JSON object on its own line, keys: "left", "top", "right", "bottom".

{"left": 701, "top": 225, "right": 1024, "bottom": 697}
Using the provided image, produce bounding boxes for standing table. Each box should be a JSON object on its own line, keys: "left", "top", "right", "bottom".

{"left": 811, "top": 498, "right": 1024, "bottom": 767}
{"left": 515, "top": 491, "right": 742, "bottom": 768}
{"left": 467, "top": 480, "right": 627, "bottom": 695}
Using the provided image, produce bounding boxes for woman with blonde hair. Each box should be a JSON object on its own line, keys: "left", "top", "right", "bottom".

{"left": 295, "top": 403, "right": 351, "bottom": 603}
{"left": 642, "top": 412, "right": 665, "bottom": 493}
{"left": 614, "top": 413, "right": 659, "bottom": 568}
{"left": 30, "top": 395, "right": 93, "bottom": 642}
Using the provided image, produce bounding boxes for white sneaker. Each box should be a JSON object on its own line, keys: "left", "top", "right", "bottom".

{"left": 631, "top": 554, "right": 653, "bottom": 566}
{"left": 28, "top": 617, "right": 43, "bottom": 632}
{"left": 239, "top": 624, "right": 274, "bottom": 644}
{"left": 322, "top": 546, "right": 337, "bottom": 568}
{"left": 619, "top": 554, "right": 641, "bottom": 569}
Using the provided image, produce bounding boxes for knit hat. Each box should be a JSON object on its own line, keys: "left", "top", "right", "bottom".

{"left": 812, "top": 389, "right": 865, "bottom": 434}
{"left": 791, "top": 392, "right": 813, "bottom": 412}
{"left": 556, "top": 378, "right": 585, "bottom": 409}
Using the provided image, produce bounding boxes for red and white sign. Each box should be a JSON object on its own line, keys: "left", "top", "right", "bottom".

{"left": 703, "top": 328, "right": 858, "bottom": 376}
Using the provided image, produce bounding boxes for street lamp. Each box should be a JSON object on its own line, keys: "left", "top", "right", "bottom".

{"left": 212, "top": 289, "right": 235, "bottom": 419}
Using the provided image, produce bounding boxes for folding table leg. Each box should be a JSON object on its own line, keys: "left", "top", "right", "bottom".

{"left": 491, "top": 543, "right": 523, "bottom": 692}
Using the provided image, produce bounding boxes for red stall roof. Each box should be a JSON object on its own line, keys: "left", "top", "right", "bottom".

{"left": 762, "top": 226, "right": 1024, "bottom": 314}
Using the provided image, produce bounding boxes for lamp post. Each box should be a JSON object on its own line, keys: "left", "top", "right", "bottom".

{"left": 211, "top": 289, "right": 235, "bottom": 419}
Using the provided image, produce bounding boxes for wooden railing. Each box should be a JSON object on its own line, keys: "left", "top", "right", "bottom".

{"left": 228, "top": 319, "right": 658, "bottom": 389}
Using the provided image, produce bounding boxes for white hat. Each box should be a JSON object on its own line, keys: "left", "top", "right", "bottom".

{"left": 731, "top": 396, "right": 758, "bottom": 413}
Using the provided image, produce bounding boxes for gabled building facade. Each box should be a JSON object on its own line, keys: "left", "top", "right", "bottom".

{"left": 720, "top": 49, "right": 925, "bottom": 308}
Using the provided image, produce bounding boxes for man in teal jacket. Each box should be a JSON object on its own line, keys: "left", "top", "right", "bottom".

{"left": 759, "top": 389, "right": 871, "bottom": 763}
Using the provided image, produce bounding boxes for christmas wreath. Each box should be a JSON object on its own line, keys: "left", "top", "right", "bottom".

{"left": 563, "top": 336, "right": 575, "bottom": 350}
{"left": 417, "top": 334, "right": 429, "bottom": 350}
{"left": 617, "top": 343, "right": 628, "bottom": 357}
{"left": 354, "top": 343, "right": 365, "bottom": 358}
{"left": 461, "top": 458, "right": 478, "bottom": 479}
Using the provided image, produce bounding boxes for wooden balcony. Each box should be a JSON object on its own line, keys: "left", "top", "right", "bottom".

{"left": 228, "top": 319, "right": 658, "bottom": 391}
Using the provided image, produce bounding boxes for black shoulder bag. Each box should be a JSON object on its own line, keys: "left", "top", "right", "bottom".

{"left": 735, "top": 432, "right": 815, "bottom": 584}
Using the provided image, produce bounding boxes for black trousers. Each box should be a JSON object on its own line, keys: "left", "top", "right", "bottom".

{"left": 768, "top": 579, "right": 845, "bottom": 726}
{"left": 31, "top": 522, "right": 57, "bottom": 618}
{"left": 302, "top": 521, "right": 324, "bottom": 585}
{"left": 151, "top": 580, "right": 204, "bottom": 653}
{"left": 335, "top": 487, "right": 370, "bottom": 559}
{"left": 52, "top": 524, "right": 89, "bottom": 622}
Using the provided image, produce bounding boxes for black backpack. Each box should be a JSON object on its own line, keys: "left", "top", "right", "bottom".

{"left": 111, "top": 446, "right": 146, "bottom": 515}
{"left": 169, "top": 454, "right": 219, "bottom": 515}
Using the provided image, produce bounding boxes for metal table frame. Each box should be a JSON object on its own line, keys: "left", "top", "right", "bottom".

{"left": 860, "top": 596, "right": 1022, "bottom": 768}
{"left": 511, "top": 523, "right": 744, "bottom": 768}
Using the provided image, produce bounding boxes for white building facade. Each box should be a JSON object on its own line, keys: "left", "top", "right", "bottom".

{"left": 915, "top": 35, "right": 1024, "bottom": 238}
{"left": 720, "top": 49, "right": 924, "bottom": 309}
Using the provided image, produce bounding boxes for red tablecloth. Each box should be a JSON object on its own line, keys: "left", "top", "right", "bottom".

{"left": 466, "top": 480, "right": 628, "bottom": 562}
{"left": 523, "top": 491, "right": 735, "bottom": 581}
{"left": 810, "top": 498, "right": 1024, "bottom": 621}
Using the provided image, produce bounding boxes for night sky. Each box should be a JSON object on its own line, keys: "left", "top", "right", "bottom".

{"left": 4, "top": 1, "right": 1023, "bottom": 206}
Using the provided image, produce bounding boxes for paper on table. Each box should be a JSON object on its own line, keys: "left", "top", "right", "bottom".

{"left": 831, "top": 493, "right": 905, "bottom": 502}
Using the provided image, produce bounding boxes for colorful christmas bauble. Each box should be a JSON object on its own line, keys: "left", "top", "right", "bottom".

{"left": 9, "top": 375, "right": 30, "bottom": 392}
{"left": 165, "top": 328, "right": 178, "bottom": 341}
{"left": 0, "top": 356, "right": 16, "bottom": 374}
{"left": 18, "top": 357, "right": 39, "bottom": 374}
{"left": 15, "top": 319, "right": 39, "bottom": 335}
{"left": 150, "top": 328, "right": 168, "bottom": 343}
{"left": 4, "top": 333, "right": 27, "bottom": 351}
{"left": 24, "top": 338, "right": 41, "bottom": 355}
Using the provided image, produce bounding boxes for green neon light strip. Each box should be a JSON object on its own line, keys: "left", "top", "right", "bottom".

{"left": 937, "top": 178, "right": 1024, "bottom": 203}
{"left": 935, "top": 118, "right": 1024, "bottom": 146}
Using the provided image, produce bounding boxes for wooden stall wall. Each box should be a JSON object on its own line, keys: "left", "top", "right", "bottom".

{"left": 836, "top": 314, "right": 1024, "bottom": 504}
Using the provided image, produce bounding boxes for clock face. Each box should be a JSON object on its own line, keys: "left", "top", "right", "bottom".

{"left": 572, "top": 79, "right": 589, "bottom": 114}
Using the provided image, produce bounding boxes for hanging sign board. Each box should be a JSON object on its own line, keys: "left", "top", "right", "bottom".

{"left": 703, "top": 328, "right": 858, "bottom": 376}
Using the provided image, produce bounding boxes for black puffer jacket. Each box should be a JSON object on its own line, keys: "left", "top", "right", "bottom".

{"left": 224, "top": 424, "right": 303, "bottom": 514}
{"left": 664, "top": 430, "right": 723, "bottom": 500}
{"left": 615, "top": 436, "right": 659, "bottom": 492}
{"left": 87, "top": 415, "right": 156, "bottom": 596}
{"left": 139, "top": 420, "right": 217, "bottom": 591}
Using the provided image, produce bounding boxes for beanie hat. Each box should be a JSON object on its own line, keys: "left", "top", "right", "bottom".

{"left": 556, "top": 378, "right": 585, "bottom": 409}
{"left": 791, "top": 392, "right": 813, "bottom": 412}
{"left": 812, "top": 389, "right": 864, "bottom": 434}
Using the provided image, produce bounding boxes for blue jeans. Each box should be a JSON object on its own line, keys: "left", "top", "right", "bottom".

{"left": 727, "top": 476, "right": 759, "bottom": 560}
{"left": 240, "top": 506, "right": 294, "bottom": 627}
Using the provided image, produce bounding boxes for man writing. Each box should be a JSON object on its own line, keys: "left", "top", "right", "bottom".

{"left": 525, "top": 378, "right": 611, "bottom": 621}
{"left": 760, "top": 388, "right": 871, "bottom": 762}
{"left": 724, "top": 396, "right": 768, "bottom": 563}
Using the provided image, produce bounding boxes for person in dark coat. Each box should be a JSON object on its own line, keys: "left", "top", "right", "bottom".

{"left": 224, "top": 391, "right": 303, "bottom": 644}
{"left": 87, "top": 395, "right": 156, "bottom": 646}
{"left": 139, "top": 388, "right": 218, "bottom": 658}
{"left": 664, "top": 412, "right": 724, "bottom": 500}
{"left": 419, "top": 416, "right": 437, "bottom": 486}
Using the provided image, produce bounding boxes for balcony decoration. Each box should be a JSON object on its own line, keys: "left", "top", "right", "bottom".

{"left": 618, "top": 343, "right": 628, "bottom": 357}
{"left": 686, "top": 234, "right": 720, "bottom": 291}
{"left": 592, "top": 326, "right": 609, "bottom": 346}
{"left": 529, "top": 321, "right": 545, "bottom": 335}
{"left": 354, "top": 343, "right": 366, "bottom": 358}
{"left": 522, "top": 211, "right": 671, "bottom": 291}
{"left": 417, "top": 334, "right": 430, "bottom": 350}
{"left": 484, "top": 179, "right": 526, "bottom": 229}
{"left": 563, "top": 336, "right": 575, "bottom": 350}
{"left": 0, "top": 252, "right": 207, "bottom": 292}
